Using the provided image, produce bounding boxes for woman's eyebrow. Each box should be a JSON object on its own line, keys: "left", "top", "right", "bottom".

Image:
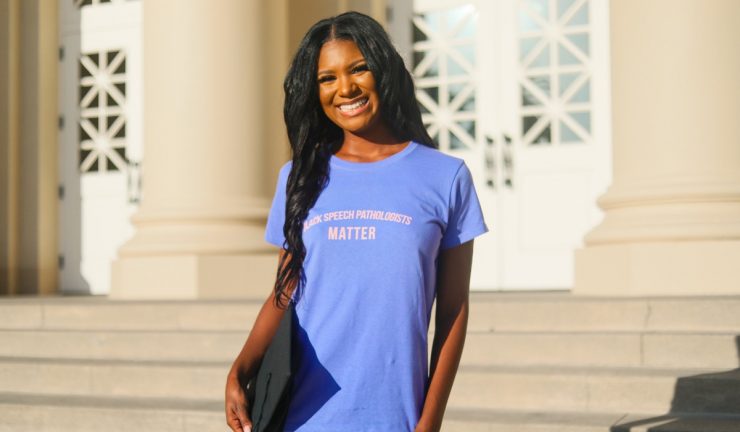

{"left": 317, "top": 58, "right": 367, "bottom": 75}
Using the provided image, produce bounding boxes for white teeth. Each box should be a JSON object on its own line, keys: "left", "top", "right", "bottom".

{"left": 339, "top": 98, "right": 368, "bottom": 112}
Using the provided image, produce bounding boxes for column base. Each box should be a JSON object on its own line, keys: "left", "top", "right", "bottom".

{"left": 574, "top": 240, "right": 740, "bottom": 296}
{"left": 110, "top": 252, "right": 278, "bottom": 299}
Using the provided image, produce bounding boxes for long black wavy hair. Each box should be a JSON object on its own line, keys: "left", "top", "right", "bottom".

{"left": 273, "top": 11, "right": 436, "bottom": 307}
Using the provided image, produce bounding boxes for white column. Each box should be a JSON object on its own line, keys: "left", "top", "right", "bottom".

{"left": 574, "top": 0, "right": 740, "bottom": 296}
{"left": 111, "top": 0, "right": 277, "bottom": 299}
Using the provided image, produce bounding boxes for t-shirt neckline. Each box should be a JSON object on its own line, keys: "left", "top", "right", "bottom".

{"left": 330, "top": 141, "right": 418, "bottom": 170}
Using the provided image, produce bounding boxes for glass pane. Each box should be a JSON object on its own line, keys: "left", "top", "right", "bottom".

{"left": 79, "top": 123, "right": 91, "bottom": 141}
{"left": 531, "top": 46, "right": 550, "bottom": 67}
{"left": 560, "top": 121, "right": 580, "bottom": 142}
{"left": 460, "top": 93, "right": 476, "bottom": 111}
{"left": 533, "top": 123, "right": 551, "bottom": 144}
{"left": 424, "top": 11, "right": 443, "bottom": 33}
{"left": 521, "top": 86, "right": 543, "bottom": 106}
{"left": 412, "top": 21, "right": 427, "bottom": 43}
{"left": 557, "top": 0, "right": 577, "bottom": 18}
{"left": 558, "top": 43, "right": 580, "bottom": 65}
{"left": 447, "top": 4, "right": 476, "bottom": 36}
{"left": 421, "top": 86, "right": 439, "bottom": 103}
{"left": 90, "top": 155, "right": 100, "bottom": 172}
{"left": 114, "top": 58, "right": 128, "bottom": 77}
{"left": 80, "top": 60, "right": 92, "bottom": 78}
{"left": 114, "top": 146, "right": 126, "bottom": 161}
{"left": 559, "top": 72, "right": 579, "bottom": 96}
{"left": 450, "top": 131, "right": 466, "bottom": 149}
{"left": 79, "top": 85, "right": 91, "bottom": 104}
{"left": 416, "top": 53, "right": 439, "bottom": 78}
{"left": 566, "top": 33, "right": 589, "bottom": 55}
{"left": 570, "top": 111, "right": 591, "bottom": 132}
{"left": 456, "top": 45, "right": 475, "bottom": 67}
{"left": 114, "top": 82, "right": 126, "bottom": 97}
{"left": 88, "top": 92, "right": 99, "bottom": 108}
{"left": 106, "top": 156, "right": 118, "bottom": 172}
{"left": 449, "top": 83, "right": 465, "bottom": 104}
{"left": 522, "top": 115, "right": 540, "bottom": 135}
{"left": 520, "top": 37, "right": 540, "bottom": 61}
{"left": 412, "top": 50, "right": 424, "bottom": 69}
{"left": 526, "top": 0, "right": 549, "bottom": 19}
{"left": 528, "top": 74, "right": 551, "bottom": 96}
{"left": 447, "top": 55, "right": 466, "bottom": 76}
{"left": 457, "top": 12, "right": 477, "bottom": 38}
{"left": 566, "top": 1, "right": 589, "bottom": 26}
{"left": 457, "top": 120, "right": 476, "bottom": 139}
{"left": 569, "top": 78, "right": 590, "bottom": 103}
{"left": 114, "top": 121, "right": 126, "bottom": 139}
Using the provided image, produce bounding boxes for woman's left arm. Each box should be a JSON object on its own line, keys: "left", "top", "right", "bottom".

{"left": 415, "top": 239, "right": 475, "bottom": 432}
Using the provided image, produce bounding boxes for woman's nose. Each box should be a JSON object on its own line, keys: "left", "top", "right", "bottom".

{"left": 337, "top": 75, "right": 360, "bottom": 98}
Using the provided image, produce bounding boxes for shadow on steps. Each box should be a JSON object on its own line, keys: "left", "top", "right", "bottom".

{"left": 612, "top": 336, "right": 740, "bottom": 432}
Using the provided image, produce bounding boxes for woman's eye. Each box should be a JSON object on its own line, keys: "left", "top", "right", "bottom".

{"left": 352, "top": 64, "right": 369, "bottom": 73}
{"left": 318, "top": 75, "right": 335, "bottom": 84}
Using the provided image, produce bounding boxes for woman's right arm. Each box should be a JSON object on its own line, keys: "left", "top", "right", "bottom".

{"left": 225, "top": 248, "right": 295, "bottom": 432}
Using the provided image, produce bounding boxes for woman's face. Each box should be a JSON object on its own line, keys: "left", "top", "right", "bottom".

{"left": 316, "top": 39, "right": 383, "bottom": 137}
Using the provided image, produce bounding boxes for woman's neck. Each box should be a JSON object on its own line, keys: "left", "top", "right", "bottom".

{"left": 335, "top": 129, "right": 410, "bottom": 162}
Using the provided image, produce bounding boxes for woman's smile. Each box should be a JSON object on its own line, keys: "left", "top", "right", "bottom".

{"left": 337, "top": 96, "right": 369, "bottom": 116}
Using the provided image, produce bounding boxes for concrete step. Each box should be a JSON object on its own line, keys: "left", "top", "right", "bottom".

{"left": 467, "top": 293, "right": 740, "bottom": 333}
{"left": 0, "top": 392, "right": 222, "bottom": 432}
{"left": 0, "top": 296, "right": 263, "bottom": 332}
{"left": 2, "top": 392, "right": 739, "bottom": 432}
{"left": 450, "top": 365, "right": 740, "bottom": 416}
{"left": 3, "top": 356, "right": 739, "bottom": 418}
{"left": 0, "top": 357, "right": 230, "bottom": 401}
{"left": 444, "top": 408, "right": 627, "bottom": 432}
{"left": 463, "top": 331, "right": 740, "bottom": 369}
{"left": 2, "top": 293, "right": 740, "bottom": 332}
{"left": 2, "top": 327, "right": 738, "bottom": 370}
{"left": 0, "top": 329, "right": 247, "bottom": 362}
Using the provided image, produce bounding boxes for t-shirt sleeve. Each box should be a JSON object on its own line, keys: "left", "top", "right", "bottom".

{"left": 264, "top": 161, "right": 291, "bottom": 248}
{"left": 440, "top": 161, "right": 490, "bottom": 250}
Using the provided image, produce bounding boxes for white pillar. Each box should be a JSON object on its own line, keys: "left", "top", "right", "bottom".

{"left": 574, "top": 0, "right": 740, "bottom": 296}
{"left": 111, "top": 0, "right": 277, "bottom": 299}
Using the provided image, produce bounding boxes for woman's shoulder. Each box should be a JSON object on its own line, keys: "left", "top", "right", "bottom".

{"left": 410, "top": 141, "right": 467, "bottom": 173}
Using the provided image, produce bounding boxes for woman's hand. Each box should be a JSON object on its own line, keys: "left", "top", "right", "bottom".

{"left": 224, "top": 248, "right": 295, "bottom": 432}
{"left": 225, "top": 371, "right": 252, "bottom": 432}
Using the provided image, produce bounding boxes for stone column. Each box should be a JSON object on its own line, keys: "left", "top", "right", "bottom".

{"left": 0, "top": 0, "right": 58, "bottom": 296}
{"left": 574, "top": 0, "right": 740, "bottom": 296}
{"left": 0, "top": 0, "right": 21, "bottom": 296}
{"left": 111, "top": 0, "right": 278, "bottom": 299}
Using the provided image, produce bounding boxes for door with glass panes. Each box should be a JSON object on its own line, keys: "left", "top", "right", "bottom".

{"left": 407, "top": 0, "right": 611, "bottom": 290}
{"left": 58, "top": 0, "right": 142, "bottom": 294}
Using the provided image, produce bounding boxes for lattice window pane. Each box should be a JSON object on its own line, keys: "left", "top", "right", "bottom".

{"left": 518, "top": 0, "right": 593, "bottom": 146}
{"left": 78, "top": 49, "right": 129, "bottom": 173}
{"left": 413, "top": 4, "right": 479, "bottom": 151}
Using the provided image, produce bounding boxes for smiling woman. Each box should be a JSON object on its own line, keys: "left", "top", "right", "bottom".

{"left": 317, "top": 40, "right": 385, "bottom": 138}
{"left": 225, "top": 10, "right": 489, "bottom": 432}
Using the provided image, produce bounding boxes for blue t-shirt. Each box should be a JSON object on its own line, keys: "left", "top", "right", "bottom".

{"left": 264, "top": 140, "right": 489, "bottom": 431}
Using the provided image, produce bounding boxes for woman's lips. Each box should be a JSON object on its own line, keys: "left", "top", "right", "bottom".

{"left": 337, "top": 97, "right": 369, "bottom": 117}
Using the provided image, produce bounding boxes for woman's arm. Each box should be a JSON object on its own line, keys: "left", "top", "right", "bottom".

{"left": 225, "top": 248, "right": 295, "bottom": 432}
{"left": 415, "top": 239, "right": 474, "bottom": 432}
